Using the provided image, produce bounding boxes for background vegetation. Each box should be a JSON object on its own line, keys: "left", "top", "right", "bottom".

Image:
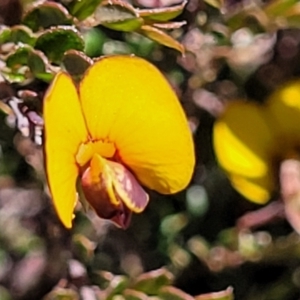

{"left": 1, "top": 0, "right": 300, "bottom": 299}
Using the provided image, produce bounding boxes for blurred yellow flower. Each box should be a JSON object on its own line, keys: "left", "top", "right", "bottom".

{"left": 213, "top": 80, "right": 300, "bottom": 205}
{"left": 44, "top": 55, "right": 195, "bottom": 229}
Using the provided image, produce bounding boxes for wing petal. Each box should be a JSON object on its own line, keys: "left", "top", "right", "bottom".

{"left": 230, "top": 173, "right": 273, "bottom": 204}
{"left": 44, "top": 72, "right": 88, "bottom": 228}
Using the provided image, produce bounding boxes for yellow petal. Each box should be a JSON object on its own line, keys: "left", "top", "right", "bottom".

{"left": 267, "top": 80, "right": 300, "bottom": 149}
{"left": 76, "top": 140, "right": 116, "bottom": 167}
{"left": 230, "top": 173, "right": 273, "bottom": 204}
{"left": 79, "top": 55, "right": 194, "bottom": 194}
{"left": 44, "top": 72, "right": 88, "bottom": 228}
{"left": 213, "top": 101, "right": 274, "bottom": 179}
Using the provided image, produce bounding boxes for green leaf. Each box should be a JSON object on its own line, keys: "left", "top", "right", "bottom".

{"left": 28, "top": 50, "right": 53, "bottom": 82}
{"left": 83, "top": 28, "right": 107, "bottom": 57}
{"left": 4, "top": 46, "right": 33, "bottom": 83}
{"left": 43, "top": 288, "right": 79, "bottom": 300}
{"left": 123, "top": 289, "right": 149, "bottom": 300}
{"left": 1, "top": 70, "right": 27, "bottom": 83}
{"left": 22, "top": 2, "right": 73, "bottom": 32}
{"left": 0, "top": 26, "right": 11, "bottom": 44}
{"left": 108, "top": 276, "right": 129, "bottom": 297}
{"left": 203, "top": 0, "right": 223, "bottom": 9}
{"left": 94, "top": 0, "right": 144, "bottom": 31}
{"left": 138, "top": 1, "right": 187, "bottom": 22}
{"left": 6, "top": 46, "right": 31, "bottom": 69}
{"left": 28, "top": 50, "right": 46, "bottom": 74}
{"left": 139, "top": 25, "right": 184, "bottom": 53}
{"left": 125, "top": 32, "right": 155, "bottom": 57}
{"left": 264, "top": 0, "right": 298, "bottom": 17}
{"left": 5, "top": 46, "right": 53, "bottom": 82}
{"left": 102, "top": 18, "right": 144, "bottom": 32}
{"left": 132, "top": 268, "right": 173, "bottom": 295}
{"left": 35, "top": 26, "right": 84, "bottom": 64}
{"left": 62, "top": 50, "right": 93, "bottom": 78}
{"left": 9, "top": 25, "right": 36, "bottom": 46}
{"left": 283, "top": 3, "right": 300, "bottom": 27}
{"left": 102, "top": 40, "right": 132, "bottom": 54}
{"left": 159, "top": 286, "right": 194, "bottom": 300}
{"left": 72, "top": 234, "right": 96, "bottom": 263}
{"left": 94, "top": 271, "right": 129, "bottom": 298}
{"left": 0, "top": 25, "right": 36, "bottom": 46}
{"left": 161, "top": 213, "right": 188, "bottom": 236}
{"left": 95, "top": 0, "right": 137, "bottom": 22}
{"left": 69, "top": 0, "right": 103, "bottom": 21}
{"left": 195, "top": 287, "right": 234, "bottom": 300}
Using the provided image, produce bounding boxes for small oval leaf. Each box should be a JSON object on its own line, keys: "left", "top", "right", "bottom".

{"left": 264, "top": 0, "right": 298, "bottom": 18}
{"left": 6, "top": 46, "right": 31, "bottom": 69}
{"left": 35, "top": 26, "right": 84, "bottom": 64}
{"left": 83, "top": 28, "right": 107, "bottom": 57}
{"left": 203, "top": 0, "right": 223, "bottom": 9}
{"left": 10, "top": 25, "right": 36, "bottom": 46}
{"left": 69, "top": 0, "right": 103, "bottom": 21}
{"left": 0, "top": 26, "right": 11, "bottom": 44}
{"left": 132, "top": 268, "right": 174, "bottom": 295}
{"left": 6, "top": 46, "right": 53, "bottom": 82}
{"left": 92, "top": 0, "right": 144, "bottom": 31}
{"left": 62, "top": 50, "right": 93, "bottom": 78}
{"left": 138, "top": 1, "right": 187, "bottom": 22}
{"left": 22, "top": 2, "right": 73, "bottom": 32}
{"left": 28, "top": 50, "right": 46, "bottom": 74}
{"left": 28, "top": 49, "right": 53, "bottom": 82}
{"left": 123, "top": 289, "right": 148, "bottom": 300}
{"left": 2, "top": 71, "right": 27, "bottom": 83}
{"left": 95, "top": 0, "right": 137, "bottom": 22}
{"left": 102, "top": 18, "right": 144, "bottom": 31}
{"left": 139, "top": 25, "right": 185, "bottom": 53}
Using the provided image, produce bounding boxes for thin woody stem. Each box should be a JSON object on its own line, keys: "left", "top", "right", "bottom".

{"left": 280, "top": 159, "right": 300, "bottom": 233}
{"left": 237, "top": 158, "right": 300, "bottom": 231}
{"left": 237, "top": 200, "right": 285, "bottom": 230}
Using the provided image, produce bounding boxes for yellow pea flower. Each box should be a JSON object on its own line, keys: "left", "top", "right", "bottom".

{"left": 213, "top": 80, "right": 300, "bottom": 205}
{"left": 44, "top": 55, "right": 195, "bottom": 229}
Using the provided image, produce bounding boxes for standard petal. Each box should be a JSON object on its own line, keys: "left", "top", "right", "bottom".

{"left": 214, "top": 102, "right": 274, "bottom": 179}
{"left": 44, "top": 72, "right": 88, "bottom": 228}
{"left": 79, "top": 55, "right": 194, "bottom": 194}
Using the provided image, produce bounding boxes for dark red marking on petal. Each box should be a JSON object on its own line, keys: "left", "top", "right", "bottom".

{"left": 81, "top": 165, "right": 132, "bottom": 229}
{"left": 80, "top": 155, "right": 149, "bottom": 229}
{"left": 81, "top": 166, "right": 120, "bottom": 219}
{"left": 110, "top": 201, "right": 132, "bottom": 229}
{"left": 108, "top": 160, "right": 149, "bottom": 212}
